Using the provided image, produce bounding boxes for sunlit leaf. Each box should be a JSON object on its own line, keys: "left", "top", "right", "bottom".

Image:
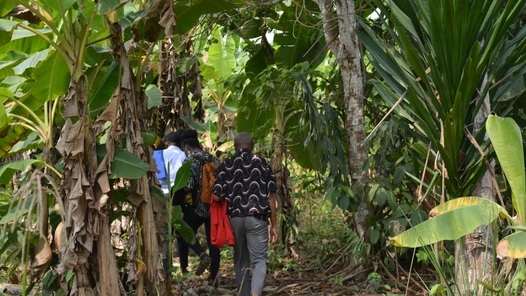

{"left": 391, "top": 197, "right": 502, "bottom": 248}
{"left": 487, "top": 115, "right": 526, "bottom": 223}
{"left": 40, "top": 0, "right": 77, "bottom": 13}
{"left": 141, "top": 132, "right": 157, "bottom": 147}
{"left": 0, "top": 20, "right": 17, "bottom": 47}
{"left": 145, "top": 84, "right": 162, "bottom": 109}
{"left": 97, "top": 0, "right": 122, "bottom": 14}
{"left": 497, "top": 232, "right": 526, "bottom": 259}
{"left": 204, "top": 26, "right": 236, "bottom": 81}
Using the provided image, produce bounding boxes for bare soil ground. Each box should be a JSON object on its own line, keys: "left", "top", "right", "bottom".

{"left": 171, "top": 252, "right": 432, "bottom": 295}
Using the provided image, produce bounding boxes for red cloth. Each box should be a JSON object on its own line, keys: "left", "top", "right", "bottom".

{"left": 210, "top": 199, "right": 235, "bottom": 248}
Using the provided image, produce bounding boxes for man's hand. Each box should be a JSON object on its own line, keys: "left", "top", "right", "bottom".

{"left": 269, "top": 225, "right": 278, "bottom": 245}
{"left": 211, "top": 194, "right": 222, "bottom": 202}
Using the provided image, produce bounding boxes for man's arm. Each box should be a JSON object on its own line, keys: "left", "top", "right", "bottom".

{"left": 211, "top": 194, "right": 221, "bottom": 202}
{"left": 268, "top": 192, "right": 278, "bottom": 245}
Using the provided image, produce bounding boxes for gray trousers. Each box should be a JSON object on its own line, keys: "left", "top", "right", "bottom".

{"left": 230, "top": 216, "right": 269, "bottom": 296}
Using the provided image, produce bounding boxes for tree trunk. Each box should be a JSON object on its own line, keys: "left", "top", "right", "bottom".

{"left": 455, "top": 93, "right": 494, "bottom": 295}
{"left": 314, "top": 0, "right": 369, "bottom": 238}
{"left": 106, "top": 19, "right": 166, "bottom": 295}
{"left": 57, "top": 74, "right": 122, "bottom": 296}
{"left": 271, "top": 101, "right": 294, "bottom": 247}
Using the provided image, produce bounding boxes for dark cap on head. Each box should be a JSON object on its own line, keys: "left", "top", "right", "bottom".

{"left": 181, "top": 129, "right": 198, "bottom": 141}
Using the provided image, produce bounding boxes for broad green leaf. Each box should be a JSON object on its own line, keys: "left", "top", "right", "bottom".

{"left": 8, "top": 132, "right": 43, "bottom": 156}
{"left": 430, "top": 196, "right": 503, "bottom": 216}
{"left": 204, "top": 26, "right": 236, "bottom": 81}
{"left": 273, "top": 4, "right": 327, "bottom": 68}
{"left": 12, "top": 49, "right": 50, "bottom": 75}
{"left": 338, "top": 193, "right": 350, "bottom": 211}
{"left": 487, "top": 115, "right": 526, "bottom": 222}
{"left": 12, "top": 50, "right": 70, "bottom": 118}
{"left": 237, "top": 81, "right": 275, "bottom": 141}
{"left": 245, "top": 44, "right": 275, "bottom": 79}
{"left": 0, "top": 195, "right": 35, "bottom": 225}
{"left": 0, "top": 123, "right": 29, "bottom": 158}
{"left": 141, "top": 132, "right": 156, "bottom": 147}
{"left": 11, "top": 28, "right": 53, "bottom": 40}
{"left": 145, "top": 84, "right": 162, "bottom": 109}
{"left": 498, "top": 232, "right": 526, "bottom": 258}
{"left": 0, "top": 2, "right": 18, "bottom": 17}
{"left": 0, "top": 20, "right": 17, "bottom": 47}
{"left": 391, "top": 197, "right": 502, "bottom": 248}
{"left": 173, "top": 0, "right": 241, "bottom": 35}
{"left": 40, "top": 0, "right": 77, "bottom": 13}
{"left": 97, "top": 0, "right": 122, "bottom": 14}
{"left": 0, "top": 159, "right": 44, "bottom": 184}
{"left": 96, "top": 145, "right": 149, "bottom": 179}
{"left": 88, "top": 61, "right": 119, "bottom": 115}
{"left": 150, "top": 186, "right": 165, "bottom": 203}
{"left": 174, "top": 217, "right": 196, "bottom": 244}
{"left": 180, "top": 116, "right": 207, "bottom": 134}
{"left": 0, "top": 28, "right": 50, "bottom": 55}
{"left": 0, "top": 100, "right": 8, "bottom": 128}
{"left": 171, "top": 161, "right": 190, "bottom": 193}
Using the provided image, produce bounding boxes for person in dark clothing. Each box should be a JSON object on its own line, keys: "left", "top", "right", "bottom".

{"left": 212, "top": 132, "right": 278, "bottom": 296}
{"left": 174, "top": 130, "right": 221, "bottom": 286}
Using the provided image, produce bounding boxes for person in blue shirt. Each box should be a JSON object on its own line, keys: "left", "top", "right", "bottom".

{"left": 159, "top": 131, "right": 186, "bottom": 195}
{"left": 160, "top": 130, "right": 186, "bottom": 273}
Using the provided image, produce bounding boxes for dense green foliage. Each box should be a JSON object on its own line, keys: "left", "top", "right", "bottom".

{"left": 0, "top": 0, "right": 525, "bottom": 295}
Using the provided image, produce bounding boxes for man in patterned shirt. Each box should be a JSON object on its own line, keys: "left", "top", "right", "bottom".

{"left": 212, "top": 132, "right": 278, "bottom": 296}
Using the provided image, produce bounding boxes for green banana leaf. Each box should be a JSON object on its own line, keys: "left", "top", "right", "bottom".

{"left": 171, "top": 161, "right": 190, "bottom": 193}
{"left": 203, "top": 26, "right": 236, "bottom": 81}
{"left": 0, "top": 193, "right": 35, "bottom": 225}
{"left": 0, "top": 20, "right": 17, "bottom": 47}
{"left": 486, "top": 115, "right": 526, "bottom": 223}
{"left": 0, "top": 159, "right": 44, "bottom": 184}
{"left": 391, "top": 197, "right": 503, "bottom": 248}
{"left": 0, "top": 123, "right": 29, "bottom": 158}
{"left": 145, "top": 85, "right": 162, "bottom": 109}
{"left": 96, "top": 144, "right": 149, "bottom": 179}
{"left": 88, "top": 61, "right": 119, "bottom": 116}
{"left": 0, "top": 1, "right": 18, "bottom": 17}
{"left": 40, "top": 0, "right": 76, "bottom": 13}
{"left": 173, "top": 0, "right": 242, "bottom": 35}
{"left": 498, "top": 232, "right": 526, "bottom": 259}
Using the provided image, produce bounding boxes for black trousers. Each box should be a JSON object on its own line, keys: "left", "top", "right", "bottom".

{"left": 177, "top": 209, "right": 220, "bottom": 280}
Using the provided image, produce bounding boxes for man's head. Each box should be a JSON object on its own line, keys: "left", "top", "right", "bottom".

{"left": 234, "top": 132, "right": 254, "bottom": 151}
{"left": 165, "top": 131, "right": 182, "bottom": 147}
{"left": 181, "top": 129, "right": 201, "bottom": 151}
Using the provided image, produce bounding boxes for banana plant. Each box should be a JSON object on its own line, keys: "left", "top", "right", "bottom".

{"left": 391, "top": 115, "right": 526, "bottom": 290}
{"left": 199, "top": 25, "right": 238, "bottom": 145}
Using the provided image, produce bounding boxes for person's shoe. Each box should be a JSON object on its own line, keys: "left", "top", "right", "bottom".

{"left": 208, "top": 275, "right": 219, "bottom": 288}
{"left": 194, "top": 254, "right": 211, "bottom": 275}
{"left": 180, "top": 267, "right": 189, "bottom": 275}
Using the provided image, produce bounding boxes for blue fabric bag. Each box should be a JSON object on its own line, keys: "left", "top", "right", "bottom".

{"left": 152, "top": 150, "right": 167, "bottom": 179}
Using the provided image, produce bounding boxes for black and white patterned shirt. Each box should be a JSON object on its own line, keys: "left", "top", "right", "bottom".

{"left": 184, "top": 151, "right": 220, "bottom": 218}
{"left": 212, "top": 148, "right": 277, "bottom": 219}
